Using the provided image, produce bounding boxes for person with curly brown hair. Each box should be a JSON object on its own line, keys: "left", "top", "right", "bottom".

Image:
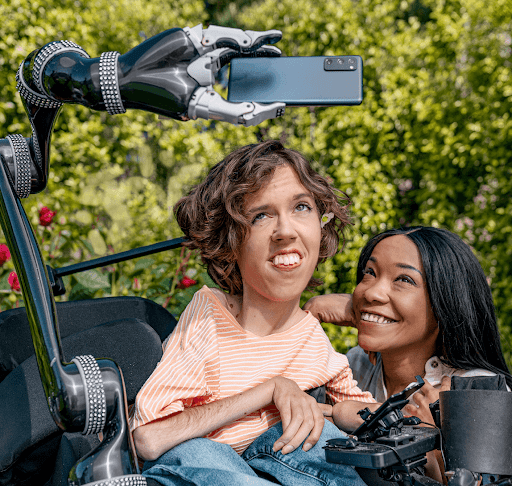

{"left": 130, "top": 140, "right": 379, "bottom": 486}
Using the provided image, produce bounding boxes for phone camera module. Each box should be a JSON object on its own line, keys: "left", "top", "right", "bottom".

{"left": 325, "top": 56, "right": 358, "bottom": 71}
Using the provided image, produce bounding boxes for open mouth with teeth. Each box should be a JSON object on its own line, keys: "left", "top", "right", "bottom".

{"left": 360, "top": 312, "right": 397, "bottom": 324}
{"left": 272, "top": 252, "right": 302, "bottom": 268}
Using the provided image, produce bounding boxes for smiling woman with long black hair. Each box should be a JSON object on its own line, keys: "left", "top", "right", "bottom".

{"left": 307, "top": 226, "right": 512, "bottom": 483}
{"left": 306, "top": 225, "right": 512, "bottom": 409}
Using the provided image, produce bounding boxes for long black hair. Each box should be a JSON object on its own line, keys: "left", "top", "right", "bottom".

{"left": 356, "top": 226, "right": 512, "bottom": 389}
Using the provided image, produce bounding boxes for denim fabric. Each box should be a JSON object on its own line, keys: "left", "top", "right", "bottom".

{"left": 142, "top": 420, "right": 367, "bottom": 486}
{"left": 242, "top": 420, "right": 367, "bottom": 486}
{"left": 142, "top": 437, "right": 275, "bottom": 485}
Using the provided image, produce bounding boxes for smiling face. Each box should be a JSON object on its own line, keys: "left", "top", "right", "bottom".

{"left": 236, "top": 164, "right": 321, "bottom": 305}
{"left": 353, "top": 235, "right": 439, "bottom": 358}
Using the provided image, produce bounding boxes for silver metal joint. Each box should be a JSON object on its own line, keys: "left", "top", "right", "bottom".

{"left": 6, "top": 134, "right": 32, "bottom": 198}
{"left": 72, "top": 355, "right": 107, "bottom": 435}
{"left": 99, "top": 51, "right": 126, "bottom": 115}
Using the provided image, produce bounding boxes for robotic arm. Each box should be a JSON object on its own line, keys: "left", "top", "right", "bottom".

{"left": 8, "top": 24, "right": 284, "bottom": 196}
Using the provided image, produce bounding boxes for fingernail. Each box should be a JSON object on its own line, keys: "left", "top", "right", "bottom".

{"left": 273, "top": 441, "right": 284, "bottom": 452}
{"left": 282, "top": 445, "right": 293, "bottom": 454}
{"left": 303, "top": 443, "right": 312, "bottom": 452}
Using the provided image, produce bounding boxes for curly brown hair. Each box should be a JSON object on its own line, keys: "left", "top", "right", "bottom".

{"left": 174, "top": 140, "right": 351, "bottom": 295}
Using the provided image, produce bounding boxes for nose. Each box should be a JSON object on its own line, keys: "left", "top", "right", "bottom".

{"left": 271, "top": 214, "right": 298, "bottom": 242}
{"left": 361, "top": 278, "right": 390, "bottom": 304}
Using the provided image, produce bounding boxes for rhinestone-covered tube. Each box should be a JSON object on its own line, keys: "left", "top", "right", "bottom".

{"left": 74, "top": 475, "right": 147, "bottom": 486}
{"left": 6, "top": 134, "right": 32, "bottom": 198}
{"left": 16, "top": 64, "right": 63, "bottom": 109}
{"left": 99, "top": 52, "right": 126, "bottom": 115}
{"left": 72, "top": 355, "right": 107, "bottom": 435}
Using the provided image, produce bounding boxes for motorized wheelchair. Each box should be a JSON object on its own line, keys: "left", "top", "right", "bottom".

{"left": 0, "top": 22, "right": 511, "bottom": 486}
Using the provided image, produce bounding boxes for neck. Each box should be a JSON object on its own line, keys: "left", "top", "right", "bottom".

{"left": 380, "top": 345, "right": 436, "bottom": 398}
{"left": 238, "top": 290, "right": 305, "bottom": 337}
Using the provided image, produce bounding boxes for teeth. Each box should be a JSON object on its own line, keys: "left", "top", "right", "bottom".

{"left": 361, "top": 312, "right": 395, "bottom": 324}
{"left": 273, "top": 253, "right": 301, "bottom": 266}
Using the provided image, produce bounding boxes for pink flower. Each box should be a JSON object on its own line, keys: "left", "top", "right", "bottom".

{"left": 177, "top": 276, "right": 197, "bottom": 289}
{"left": 133, "top": 278, "right": 141, "bottom": 291}
{"left": 39, "top": 206, "right": 57, "bottom": 227}
{"left": 8, "top": 272, "right": 20, "bottom": 292}
{"left": 0, "top": 244, "right": 10, "bottom": 266}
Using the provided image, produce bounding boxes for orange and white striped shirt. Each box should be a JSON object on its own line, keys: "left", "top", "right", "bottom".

{"left": 130, "top": 286, "right": 374, "bottom": 453}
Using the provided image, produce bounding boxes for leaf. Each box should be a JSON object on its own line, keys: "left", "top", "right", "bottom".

{"left": 87, "top": 229, "right": 107, "bottom": 256}
{"left": 134, "top": 258, "right": 156, "bottom": 272}
{"left": 74, "top": 270, "right": 111, "bottom": 290}
{"left": 68, "top": 282, "right": 97, "bottom": 301}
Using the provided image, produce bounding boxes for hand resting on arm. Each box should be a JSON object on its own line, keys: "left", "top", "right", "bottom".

{"left": 134, "top": 376, "right": 331, "bottom": 461}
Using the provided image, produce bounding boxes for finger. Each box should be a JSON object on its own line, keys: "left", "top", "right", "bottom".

{"left": 247, "top": 45, "right": 281, "bottom": 57}
{"left": 302, "top": 406, "right": 326, "bottom": 452}
{"left": 440, "top": 375, "right": 451, "bottom": 392}
{"left": 417, "top": 379, "right": 441, "bottom": 402}
{"left": 279, "top": 401, "right": 292, "bottom": 433}
{"left": 282, "top": 403, "right": 324, "bottom": 454}
{"left": 318, "top": 403, "right": 332, "bottom": 416}
{"left": 218, "top": 45, "right": 281, "bottom": 69}
{"left": 420, "top": 378, "right": 434, "bottom": 391}
{"left": 403, "top": 404, "right": 419, "bottom": 417}
{"left": 244, "top": 30, "right": 282, "bottom": 50}
{"left": 410, "top": 391, "right": 427, "bottom": 407}
{"left": 274, "top": 408, "right": 306, "bottom": 452}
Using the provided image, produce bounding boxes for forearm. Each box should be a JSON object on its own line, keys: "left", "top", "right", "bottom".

{"left": 133, "top": 378, "right": 275, "bottom": 461}
{"left": 332, "top": 400, "right": 381, "bottom": 433}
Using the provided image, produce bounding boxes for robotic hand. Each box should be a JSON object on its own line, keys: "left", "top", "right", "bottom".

{"left": 17, "top": 24, "right": 284, "bottom": 125}
{"left": 6, "top": 24, "right": 284, "bottom": 196}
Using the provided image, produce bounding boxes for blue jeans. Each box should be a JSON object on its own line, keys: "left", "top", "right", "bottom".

{"left": 142, "top": 420, "right": 367, "bottom": 486}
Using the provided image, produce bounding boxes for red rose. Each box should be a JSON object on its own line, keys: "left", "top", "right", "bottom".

{"left": 8, "top": 272, "right": 20, "bottom": 292}
{"left": 0, "top": 244, "right": 10, "bottom": 266}
{"left": 177, "top": 276, "right": 197, "bottom": 289}
{"left": 39, "top": 206, "right": 57, "bottom": 227}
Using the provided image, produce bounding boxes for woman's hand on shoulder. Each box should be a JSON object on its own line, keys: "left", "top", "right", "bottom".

{"left": 403, "top": 376, "right": 451, "bottom": 424}
{"left": 303, "top": 293, "right": 355, "bottom": 327}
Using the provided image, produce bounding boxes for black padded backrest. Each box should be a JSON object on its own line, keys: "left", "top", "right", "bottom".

{"left": 0, "top": 317, "right": 163, "bottom": 484}
{"left": 0, "top": 296, "right": 178, "bottom": 382}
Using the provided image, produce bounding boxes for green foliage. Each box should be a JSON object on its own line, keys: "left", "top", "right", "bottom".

{"left": 1, "top": 0, "right": 512, "bottom": 371}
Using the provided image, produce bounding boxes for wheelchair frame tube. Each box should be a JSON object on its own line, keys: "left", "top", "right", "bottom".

{"left": 0, "top": 159, "right": 140, "bottom": 483}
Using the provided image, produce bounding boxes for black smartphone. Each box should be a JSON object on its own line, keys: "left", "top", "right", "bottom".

{"left": 227, "top": 56, "right": 363, "bottom": 106}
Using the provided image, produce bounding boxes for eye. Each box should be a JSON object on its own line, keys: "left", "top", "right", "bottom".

{"left": 295, "top": 202, "right": 313, "bottom": 213}
{"left": 362, "top": 267, "right": 375, "bottom": 277}
{"left": 396, "top": 275, "right": 416, "bottom": 286}
{"left": 252, "top": 212, "right": 268, "bottom": 224}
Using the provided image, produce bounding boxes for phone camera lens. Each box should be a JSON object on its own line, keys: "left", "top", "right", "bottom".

{"left": 326, "top": 59, "right": 333, "bottom": 65}
{"left": 337, "top": 58, "right": 344, "bottom": 64}
{"left": 348, "top": 58, "right": 356, "bottom": 65}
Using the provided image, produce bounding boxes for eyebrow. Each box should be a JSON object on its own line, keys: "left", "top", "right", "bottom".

{"left": 368, "top": 256, "right": 423, "bottom": 277}
{"left": 246, "top": 193, "right": 314, "bottom": 215}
